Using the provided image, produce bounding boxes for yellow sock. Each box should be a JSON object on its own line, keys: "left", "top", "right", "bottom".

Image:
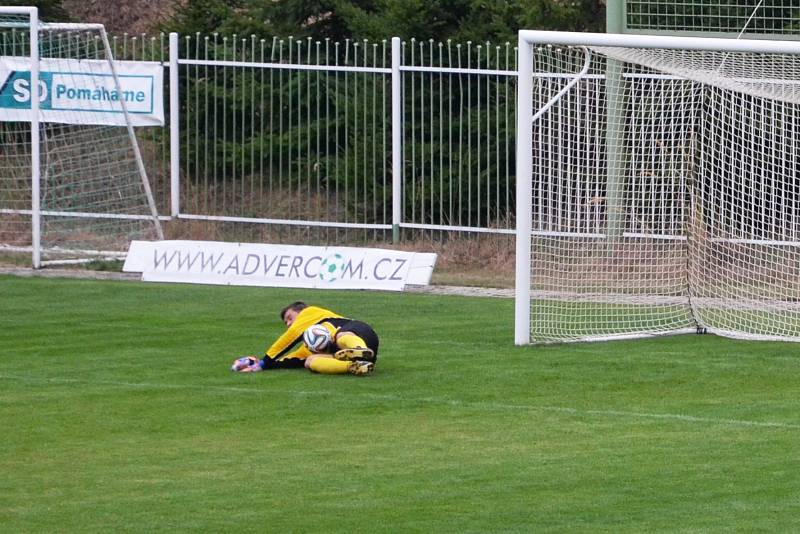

{"left": 336, "top": 333, "right": 367, "bottom": 349}
{"left": 308, "top": 357, "right": 351, "bottom": 374}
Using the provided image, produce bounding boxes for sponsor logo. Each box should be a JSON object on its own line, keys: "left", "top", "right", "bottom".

{"left": 0, "top": 70, "right": 153, "bottom": 113}
{"left": 124, "top": 241, "right": 435, "bottom": 291}
{"left": 147, "top": 248, "right": 406, "bottom": 283}
{"left": 319, "top": 253, "right": 345, "bottom": 282}
{"left": 0, "top": 57, "right": 163, "bottom": 126}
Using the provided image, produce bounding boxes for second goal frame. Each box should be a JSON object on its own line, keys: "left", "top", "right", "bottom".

{"left": 0, "top": 6, "right": 164, "bottom": 268}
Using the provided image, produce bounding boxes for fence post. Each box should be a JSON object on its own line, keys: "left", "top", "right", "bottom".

{"left": 391, "top": 37, "right": 401, "bottom": 243}
{"left": 169, "top": 32, "right": 180, "bottom": 218}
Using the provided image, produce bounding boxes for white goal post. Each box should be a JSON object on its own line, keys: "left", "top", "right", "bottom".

{"left": 515, "top": 31, "right": 800, "bottom": 345}
{"left": 0, "top": 6, "right": 163, "bottom": 268}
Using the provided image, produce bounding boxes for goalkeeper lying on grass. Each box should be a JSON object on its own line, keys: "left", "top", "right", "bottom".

{"left": 231, "top": 301, "right": 379, "bottom": 376}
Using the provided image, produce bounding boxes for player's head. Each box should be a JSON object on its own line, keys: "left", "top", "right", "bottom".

{"left": 280, "top": 301, "right": 308, "bottom": 326}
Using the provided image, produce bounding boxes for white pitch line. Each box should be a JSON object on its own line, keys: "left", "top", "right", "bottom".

{"left": 1, "top": 373, "right": 798, "bottom": 430}
{"left": 356, "top": 393, "right": 800, "bottom": 430}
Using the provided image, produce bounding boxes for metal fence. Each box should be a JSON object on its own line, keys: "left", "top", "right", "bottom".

{"left": 612, "top": 0, "right": 800, "bottom": 38}
{"left": 107, "top": 32, "right": 519, "bottom": 244}
{"left": 5, "top": 29, "right": 797, "bottom": 251}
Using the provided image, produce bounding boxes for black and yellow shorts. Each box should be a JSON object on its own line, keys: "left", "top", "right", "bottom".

{"left": 330, "top": 319, "right": 380, "bottom": 357}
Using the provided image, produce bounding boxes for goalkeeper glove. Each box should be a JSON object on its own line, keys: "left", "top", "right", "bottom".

{"left": 231, "top": 356, "right": 262, "bottom": 372}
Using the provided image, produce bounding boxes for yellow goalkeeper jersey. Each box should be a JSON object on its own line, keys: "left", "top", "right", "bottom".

{"left": 264, "top": 306, "right": 343, "bottom": 364}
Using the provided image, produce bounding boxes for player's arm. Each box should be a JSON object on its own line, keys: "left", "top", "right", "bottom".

{"left": 265, "top": 306, "right": 343, "bottom": 357}
{"left": 264, "top": 324, "right": 307, "bottom": 359}
{"left": 231, "top": 326, "right": 309, "bottom": 372}
{"left": 259, "top": 307, "right": 342, "bottom": 369}
{"left": 260, "top": 344, "right": 312, "bottom": 369}
{"left": 232, "top": 306, "right": 343, "bottom": 372}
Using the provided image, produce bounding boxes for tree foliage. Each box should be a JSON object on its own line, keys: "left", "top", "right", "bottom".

{"left": 2, "top": 0, "right": 71, "bottom": 22}
{"left": 165, "top": 0, "right": 605, "bottom": 42}
{"left": 162, "top": 1, "right": 604, "bottom": 225}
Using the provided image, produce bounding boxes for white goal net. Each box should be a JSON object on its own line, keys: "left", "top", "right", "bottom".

{"left": 0, "top": 8, "right": 162, "bottom": 267}
{"left": 515, "top": 31, "right": 800, "bottom": 344}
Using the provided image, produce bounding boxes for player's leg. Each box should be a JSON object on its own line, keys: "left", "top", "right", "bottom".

{"left": 305, "top": 355, "right": 373, "bottom": 375}
{"left": 333, "top": 321, "right": 378, "bottom": 362}
{"left": 333, "top": 333, "right": 374, "bottom": 361}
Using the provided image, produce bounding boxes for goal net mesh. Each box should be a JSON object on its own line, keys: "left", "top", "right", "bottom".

{"left": 526, "top": 43, "right": 800, "bottom": 343}
{"left": 0, "top": 14, "right": 161, "bottom": 264}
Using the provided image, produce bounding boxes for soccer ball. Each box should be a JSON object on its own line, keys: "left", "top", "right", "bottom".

{"left": 303, "top": 324, "right": 332, "bottom": 353}
{"left": 319, "top": 253, "right": 345, "bottom": 282}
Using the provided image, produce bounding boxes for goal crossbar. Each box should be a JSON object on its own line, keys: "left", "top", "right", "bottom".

{"left": 518, "top": 30, "right": 800, "bottom": 55}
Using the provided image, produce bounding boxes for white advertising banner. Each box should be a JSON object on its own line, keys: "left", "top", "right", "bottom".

{"left": 123, "top": 240, "right": 437, "bottom": 291}
{"left": 0, "top": 57, "right": 164, "bottom": 126}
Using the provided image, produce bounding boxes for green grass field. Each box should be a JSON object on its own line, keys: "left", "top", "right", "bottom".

{"left": 2, "top": 275, "right": 799, "bottom": 532}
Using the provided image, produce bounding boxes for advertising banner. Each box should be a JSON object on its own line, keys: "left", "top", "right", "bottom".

{"left": 0, "top": 56, "right": 164, "bottom": 126}
{"left": 123, "top": 240, "right": 437, "bottom": 291}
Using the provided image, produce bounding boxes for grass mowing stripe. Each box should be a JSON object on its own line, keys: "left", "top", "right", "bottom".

{"left": 3, "top": 372, "right": 798, "bottom": 431}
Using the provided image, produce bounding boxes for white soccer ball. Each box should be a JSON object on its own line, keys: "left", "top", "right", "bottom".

{"left": 303, "top": 324, "right": 332, "bottom": 353}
